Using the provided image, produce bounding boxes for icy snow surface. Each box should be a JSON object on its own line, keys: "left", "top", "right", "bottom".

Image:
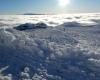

{"left": 0, "top": 13, "right": 100, "bottom": 80}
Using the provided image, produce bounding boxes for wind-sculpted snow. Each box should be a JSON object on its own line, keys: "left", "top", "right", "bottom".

{"left": 0, "top": 13, "right": 100, "bottom": 80}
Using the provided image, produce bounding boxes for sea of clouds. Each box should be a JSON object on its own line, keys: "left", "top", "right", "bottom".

{"left": 0, "top": 13, "right": 100, "bottom": 80}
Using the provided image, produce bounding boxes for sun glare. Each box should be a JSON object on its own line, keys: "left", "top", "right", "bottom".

{"left": 59, "top": 0, "right": 70, "bottom": 7}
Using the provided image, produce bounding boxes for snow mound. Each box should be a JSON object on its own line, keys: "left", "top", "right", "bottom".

{"left": 60, "top": 21, "right": 81, "bottom": 27}
{"left": 14, "top": 22, "right": 48, "bottom": 31}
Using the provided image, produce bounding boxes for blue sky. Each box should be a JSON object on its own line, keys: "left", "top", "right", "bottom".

{"left": 0, "top": 0, "right": 100, "bottom": 14}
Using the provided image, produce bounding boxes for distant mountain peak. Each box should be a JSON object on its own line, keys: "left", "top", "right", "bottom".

{"left": 23, "top": 13, "right": 46, "bottom": 15}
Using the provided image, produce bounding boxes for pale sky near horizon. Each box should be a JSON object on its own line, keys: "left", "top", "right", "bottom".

{"left": 0, "top": 0, "right": 100, "bottom": 14}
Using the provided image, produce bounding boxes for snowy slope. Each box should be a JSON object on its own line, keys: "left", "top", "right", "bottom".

{"left": 0, "top": 13, "right": 100, "bottom": 80}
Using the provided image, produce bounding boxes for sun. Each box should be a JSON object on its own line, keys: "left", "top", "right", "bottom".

{"left": 59, "top": 0, "right": 70, "bottom": 7}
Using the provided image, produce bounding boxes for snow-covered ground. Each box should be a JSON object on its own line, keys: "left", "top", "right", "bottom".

{"left": 0, "top": 13, "right": 100, "bottom": 80}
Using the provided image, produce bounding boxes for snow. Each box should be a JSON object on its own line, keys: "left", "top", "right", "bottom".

{"left": 0, "top": 13, "right": 100, "bottom": 80}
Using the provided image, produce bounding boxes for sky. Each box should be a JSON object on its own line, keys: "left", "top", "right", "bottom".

{"left": 0, "top": 0, "right": 100, "bottom": 14}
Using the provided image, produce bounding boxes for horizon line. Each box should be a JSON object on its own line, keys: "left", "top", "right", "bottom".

{"left": 0, "top": 12, "right": 100, "bottom": 15}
